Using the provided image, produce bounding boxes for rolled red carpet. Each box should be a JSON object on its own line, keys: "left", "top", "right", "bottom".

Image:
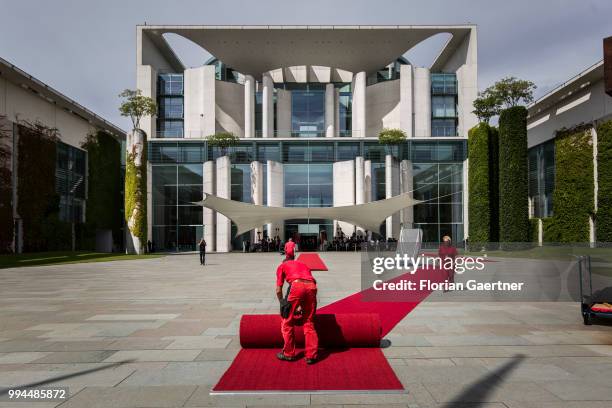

{"left": 213, "top": 313, "right": 403, "bottom": 392}
{"left": 240, "top": 313, "right": 382, "bottom": 348}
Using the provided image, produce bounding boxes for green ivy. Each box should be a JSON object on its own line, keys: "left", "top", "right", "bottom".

{"left": 124, "top": 134, "right": 147, "bottom": 247}
{"left": 81, "top": 131, "right": 122, "bottom": 249}
{"left": 0, "top": 117, "right": 12, "bottom": 253}
{"left": 543, "top": 125, "right": 594, "bottom": 243}
{"left": 467, "top": 122, "right": 499, "bottom": 248}
{"left": 529, "top": 218, "right": 540, "bottom": 243}
{"left": 498, "top": 106, "right": 529, "bottom": 246}
{"left": 16, "top": 123, "right": 69, "bottom": 251}
{"left": 597, "top": 120, "right": 612, "bottom": 242}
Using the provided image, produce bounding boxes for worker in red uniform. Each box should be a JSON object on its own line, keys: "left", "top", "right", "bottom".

{"left": 438, "top": 235, "right": 458, "bottom": 284}
{"left": 276, "top": 259, "right": 319, "bottom": 364}
{"left": 284, "top": 237, "right": 296, "bottom": 261}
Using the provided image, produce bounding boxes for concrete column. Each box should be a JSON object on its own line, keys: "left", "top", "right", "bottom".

{"left": 251, "top": 161, "right": 264, "bottom": 240}
{"left": 355, "top": 156, "right": 365, "bottom": 234}
{"left": 136, "top": 65, "right": 157, "bottom": 138}
{"left": 364, "top": 159, "right": 372, "bottom": 203}
{"left": 277, "top": 89, "right": 291, "bottom": 137}
{"left": 216, "top": 155, "right": 231, "bottom": 252}
{"left": 203, "top": 160, "right": 216, "bottom": 252}
{"left": 325, "top": 83, "right": 335, "bottom": 137}
{"left": 267, "top": 160, "right": 284, "bottom": 240}
{"left": 385, "top": 154, "right": 400, "bottom": 239}
{"left": 244, "top": 75, "right": 255, "bottom": 138}
{"left": 262, "top": 73, "right": 274, "bottom": 138}
{"left": 351, "top": 71, "right": 366, "bottom": 137}
{"left": 335, "top": 88, "right": 340, "bottom": 136}
{"left": 184, "top": 66, "right": 215, "bottom": 138}
{"left": 333, "top": 160, "right": 356, "bottom": 236}
{"left": 414, "top": 67, "right": 431, "bottom": 137}
{"left": 400, "top": 159, "right": 414, "bottom": 228}
{"left": 399, "top": 65, "right": 414, "bottom": 138}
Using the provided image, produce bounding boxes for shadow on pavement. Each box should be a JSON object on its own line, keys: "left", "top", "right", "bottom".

{"left": 0, "top": 359, "right": 135, "bottom": 396}
{"left": 442, "top": 354, "right": 526, "bottom": 408}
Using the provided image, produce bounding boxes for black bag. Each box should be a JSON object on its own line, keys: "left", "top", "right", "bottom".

{"left": 280, "top": 283, "right": 292, "bottom": 318}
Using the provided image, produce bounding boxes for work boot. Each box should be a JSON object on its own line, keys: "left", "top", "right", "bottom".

{"left": 305, "top": 357, "right": 316, "bottom": 365}
{"left": 276, "top": 352, "right": 296, "bottom": 361}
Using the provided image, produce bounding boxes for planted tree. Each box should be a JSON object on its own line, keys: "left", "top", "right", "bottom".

{"left": 119, "top": 89, "right": 156, "bottom": 254}
{"left": 378, "top": 128, "right": 407, "bottom": 145}
{"left": 472, "top": 89, "right": 500, "bottom": 124}
{"left": 207, "top": 132, "right": 239, "bottom": 157}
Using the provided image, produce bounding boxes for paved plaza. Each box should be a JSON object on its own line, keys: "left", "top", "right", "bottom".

{"left": 1, "top": 252, "right": 612, "bottom": 407}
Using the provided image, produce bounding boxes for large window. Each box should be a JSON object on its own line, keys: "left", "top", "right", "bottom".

{"left": 157, "top": 73, "right": 184, "bottom": 138}
{"left": 152, "top": 164, "right": 203, "bottom": 252}
{"left": 412, "top": 163, "right": 463, "bottom": 244}
{"left": 528, "top": 140, "right": 555, "bottom": 218}
{"left": 56, "top": 142, "right": 86, "bottom": 223}
{"left": 431, "top": 73, "right": 458, "bottom": 137}
{"left": 281, "top": 83, "right": 326, "bottom": 138}
{"left": 284, "top": 164, "right": 332, "bottom": 207}
{"left": 338, "top": 83, "right": 352, "bottom": 137}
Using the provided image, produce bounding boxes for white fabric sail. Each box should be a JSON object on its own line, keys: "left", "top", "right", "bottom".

{"left": 193, "top": 193, "right": 422, "bottom": 237}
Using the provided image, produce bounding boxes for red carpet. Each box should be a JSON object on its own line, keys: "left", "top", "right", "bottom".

{"left": 213, "top": 267, "right": 449, "bottom": 392}
{"left": 213, "top": 348, "right": 402, "bottom": 392}
{"left": 213, "top": 313, "right": 403, "bottom": 392}
{"left": 319, "top": 268, "right": 447, "bottom": 336}
{"left": 296, "top": 253, "right": 328, "bottom": 271}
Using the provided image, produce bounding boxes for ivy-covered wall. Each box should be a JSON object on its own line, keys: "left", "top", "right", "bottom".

{"left": 81, "top": 130, "right": 122, "bottom": 249}
{"left": 498, "top": 106, "right": 529, "bottom": 245}
{"left": 597, "top": 120, "right": 612, "bottom": 242}
{"left": 16, "top": 123, "right": 71, "bottom": 251}
{"left": 543, "top": 125, "right": 594, "bottom": 243}
{"left": 125, "top": 131, "right": 147, "bottom": 252}
{"left": 0, "top": 117, "right": 12, "bottom": 253}
{"left": 468, "top": 122, "right": 499, "bottom": 247}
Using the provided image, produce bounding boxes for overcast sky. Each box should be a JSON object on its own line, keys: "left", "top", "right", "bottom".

{"left": 1, "top": 0, "right": 610, "bottom": 131}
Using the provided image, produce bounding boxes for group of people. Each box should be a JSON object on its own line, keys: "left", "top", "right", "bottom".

{"left": 274, "top": 235, "right": 459, "bottom": 364}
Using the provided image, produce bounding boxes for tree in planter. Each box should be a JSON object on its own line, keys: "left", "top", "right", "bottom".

{"left": 119, "top": 89, "right": 156, "bottom": 254}
{"left": 490, "top": 77, "right": 536, "bottom": 109}
{"left": 378, "top": 128, "right": 407, "bottom": 145}
{"left": 472, "top": 89, "right": 500, "bottom": 124}
{"left": 207, "top": 132, "right": 239, "bottom": 157}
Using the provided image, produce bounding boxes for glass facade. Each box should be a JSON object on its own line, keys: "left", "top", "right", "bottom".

{"left": 337, "top": 83, "right": 352, "bottom": 137}
{"left": 152, "top": 163, "right": 203, "bottom": 251}
{"left": 157, "top": 73, "right": 184, "bottom": 138}
{"left": 148, "top": 139, "right": 466, "bottom": 250}
{"left": 413, "top": 163, "right": 463, "bottom": 244}
{"left": 284, "top": 164, "right": 333, "bottom": 208}
{"left": 528, "top": 140, "right": 555, "bottom": 218}
{"left": 431, "top": 73, "right": 458, "bottom": 137}
{"left": 56, "top": 142, "right": 86, "bottom": 223}
{"left": 277, "top": 83, "right": 326, "bottom": 137}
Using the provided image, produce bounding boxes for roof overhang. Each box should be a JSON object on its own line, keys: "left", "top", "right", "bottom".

{"left": 194, "top": 192, "right": 421, "bottom": 236}
{"left": 0, "top": 56, "right": 126, "bottom": 139}
{"left": 140, "top": 25, "right": 474, "bottom": 77}
{"left": 528, "top": 60, "right": 604, "bottom": 118}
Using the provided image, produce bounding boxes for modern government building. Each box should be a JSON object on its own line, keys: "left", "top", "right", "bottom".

{"left": 137, "top": 25, "right": 478, "bottom": 252}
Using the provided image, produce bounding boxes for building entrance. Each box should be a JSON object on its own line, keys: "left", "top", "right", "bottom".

{"left": 284, "top": 218, "right": 333, "bottom": 252}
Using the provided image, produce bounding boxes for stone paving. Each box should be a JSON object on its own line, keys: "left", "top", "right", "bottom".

{"left": 0, "top": 252, "right": 611, "bottom": 407}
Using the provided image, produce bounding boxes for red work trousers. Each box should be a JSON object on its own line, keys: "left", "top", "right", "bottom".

{"left": 280, "top": 281, "right": 318, "bottom": 359}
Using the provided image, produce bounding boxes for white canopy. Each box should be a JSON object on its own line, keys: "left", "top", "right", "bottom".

{"left": 194, "top": 193, "right": 421, "bottom": 236}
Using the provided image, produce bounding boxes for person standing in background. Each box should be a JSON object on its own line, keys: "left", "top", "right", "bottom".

{"left": 438, "top": 235, "right": 458, "bottom": 284}
{"left": 284, "top": 237, "right": 296, "bottom": 261}
{"left": 198, "top": 238, "right": 207, "bottom": 266}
